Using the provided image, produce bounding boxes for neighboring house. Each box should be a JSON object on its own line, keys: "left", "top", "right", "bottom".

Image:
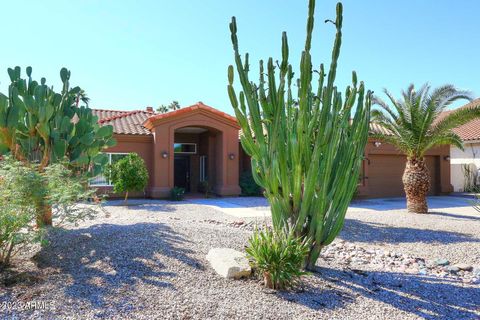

{"left": 92, "top": 102, "right": 452, "bottom": 199}
{"left": 448, "top": 99, "right": 480, "bottom": 192}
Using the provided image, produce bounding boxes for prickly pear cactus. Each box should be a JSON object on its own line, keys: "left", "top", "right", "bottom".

{"left": 0, "top": 66, "right": 115, "bottom": 175}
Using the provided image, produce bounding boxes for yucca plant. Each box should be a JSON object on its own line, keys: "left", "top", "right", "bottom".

{"left": 246, "top": 227, "right": 310, "bottom": 290}
{"left": 372, "top": 85, "right": 480, "bottom": 213}
{"left": 228, "top": 0, "right": 371, "bottom": 270}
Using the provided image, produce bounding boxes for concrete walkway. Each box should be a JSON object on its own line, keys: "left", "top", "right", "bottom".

{"left": 186, "top": 198, "right": 270, "bottom": 218}
{"left": 187, "top": 195, "right": 477, "bottom": 218}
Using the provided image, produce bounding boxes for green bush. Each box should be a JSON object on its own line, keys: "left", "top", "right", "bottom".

{"left": 0, "top": 157, "right": 100, "bottom": 267}
{"left": 170, "top": 187, "right": 185, "bottom": 201}
{"left": 246, "top": 227, "right": 310, "bottom": 290}
{"left": 239, "top": 171, "right": 262, "bottom": 196}
{"left": 106, "top": 153, "right": 149, "bottom": 204}
{"left": 0, "top": 160, "right": 42, "bottom": 267}
{"left": 198, "top": 180, "right": 211, "bottom": 198}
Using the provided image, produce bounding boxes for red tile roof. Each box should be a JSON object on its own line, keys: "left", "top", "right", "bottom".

{"left": 147, "top": 102, "right": 238, "bottom": 125}
{"left": 92, "top": 109, "right": 154, "bottom": 135}
{"left": 441, "top": 98, "right": 480, "bottom": 142}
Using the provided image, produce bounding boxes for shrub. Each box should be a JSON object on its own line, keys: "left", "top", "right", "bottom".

{"left": 0, "top": 157, "right": 100, "bottom": 267}
{"left": 246, "top": 227, "right": 310, "bottom": 290}
{"left": 198, "top": 180, "right": 211, "bottom": 198}
{"left": 239, "top": 171, "right": 262, "bottom": 196}
{"left": 106, "top": 153, "right": 149, "bottom": 204}
{"left": 0, "top": 160, "right": 43, "bottom": 267}
{"left": 170, "top": 187, "right": 185, "bottom": 201}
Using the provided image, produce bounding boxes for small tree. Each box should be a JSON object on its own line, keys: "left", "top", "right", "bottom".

{"left": 107, "top": 153, "right": 148, "bottom": 204}
{"left": 0, "top": 157, "right": 99, "bottom": 267}
{"left": 228, "top": 0, "right": 372, "bottom": 270}
{"left": 372, "top": 85, "right": 480, "bottom": 213}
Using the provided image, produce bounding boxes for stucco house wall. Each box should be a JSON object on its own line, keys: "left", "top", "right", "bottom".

{"left": 450, "top": 142, "right": 480, "bottom": 192}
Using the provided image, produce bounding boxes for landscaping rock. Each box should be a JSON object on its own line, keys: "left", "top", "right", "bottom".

{"left": 454, "top": 263, "right": 473, "bottom": 271}
{"left": 434, "top": 258, "right": 450, "bottom": 266}
{"left": 206, "top": 248, "right": 251, "bottom": 279}
{"left": 446, "top": 266, "right": 460, "bottom": 273}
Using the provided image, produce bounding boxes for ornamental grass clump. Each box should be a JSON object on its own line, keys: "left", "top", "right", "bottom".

{"left": 246, "top": 228, "right": 310, "bottom": 290}
{"left": 228, "top": 0, "right": 371, "bottom": 270}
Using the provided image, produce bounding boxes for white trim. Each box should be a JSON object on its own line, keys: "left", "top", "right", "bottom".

{"left": 200, "top": 155, "right": 207, "bottom": 182}
{"left": 89, "top": 152, "right": 130, "bottom": 187}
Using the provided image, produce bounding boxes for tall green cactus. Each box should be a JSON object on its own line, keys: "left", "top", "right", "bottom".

{"left": 228, "top": 0, "right": 372, "bottom": 269}
{"left": 0, "top": 66, "right": 115, "bottom": 173}
{"left": 0, "top": 66, "right": 116, "bottom": 226}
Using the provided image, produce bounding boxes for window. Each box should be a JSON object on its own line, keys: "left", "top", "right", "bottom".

{"left": 174, "top": 143, "right": 197, "bottom": 154}
{"left": 200, "top": 156, "right": 208, "bottom": 182}
{"left": 89, "top": 153, "right": 129, "bottom": 186}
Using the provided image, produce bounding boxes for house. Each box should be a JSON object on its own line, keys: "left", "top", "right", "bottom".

{"left": 92, "top": 102, "right": 452, "bottom": 198}
{"left": 448, "top": 99, "right": 480, "bottom": 192}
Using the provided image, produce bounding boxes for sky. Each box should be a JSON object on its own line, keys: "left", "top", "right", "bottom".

{"left": 0, "top": 0, "right": 479, "bottom": 115}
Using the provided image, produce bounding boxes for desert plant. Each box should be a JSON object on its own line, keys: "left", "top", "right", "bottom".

{"left": 372, "top": 85, "right": 480, "bottom": 213}
{"left": 170, "top": 187, "right": 185, "bottom": 201}
{"left": 462, "top": 163, "right": 478, "bottom": 192}
{"left": 0, "top": 159, "right": 43, "bottom": 267}
{"left": 0, "top": 66, "right": 115, "bottom": 225}
{"left": 198, "top": 180, "right": 211, "bottom": 198}
{"left": 0, "top": 157, "right": 98, "bottom": 267}
{"left": 239, "top": 171, "right": 262, "bottom": 196}
{"left": 228, "top": 0, "right": 371, "bottom": 269}
{"left": 106, "top": 153, "right": 149, "bottom": 204}
{"left": 246, "top": 227, "right": 310, "bottom": 290}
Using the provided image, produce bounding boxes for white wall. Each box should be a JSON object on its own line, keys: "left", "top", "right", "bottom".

{"left": 451, "top": 142, "right": 480, "bottom": 191}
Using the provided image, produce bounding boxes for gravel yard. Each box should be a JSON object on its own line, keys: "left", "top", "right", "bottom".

{"left": 1, "top": 197, "right": 479, "bottom": 319}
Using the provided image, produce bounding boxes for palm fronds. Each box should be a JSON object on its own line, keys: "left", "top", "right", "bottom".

{"left": 372, "top": 84, "right": 479, "bottom": 158}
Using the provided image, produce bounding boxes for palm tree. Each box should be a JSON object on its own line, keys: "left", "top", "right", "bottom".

{"left": 372, "top": 84, "right": 480, "bottom": 213}
{"left": 168, "top": 100, "right": 180, "bottom": 111}
{"left": 157, "top": 105, "right": 169, "bottom": 113}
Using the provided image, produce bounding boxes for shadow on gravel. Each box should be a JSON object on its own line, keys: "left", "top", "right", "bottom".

{"left": 310, "top": 267, "right": 479, "bottom": 320}
{"left": 103, "top": 201, "right": 178, "bottom": 213}
{"left": 340, "top": 219, "right": 480, "bottom": 244}
{"left": 427, "top": 211, "right": 480, "bottom": 221}
{"left": 34, "top": 223, "right": 202, "bottom": 315}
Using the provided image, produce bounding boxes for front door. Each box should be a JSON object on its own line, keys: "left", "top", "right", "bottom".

{"left": 174, "top": 156, "right": 190, "bottom": 191}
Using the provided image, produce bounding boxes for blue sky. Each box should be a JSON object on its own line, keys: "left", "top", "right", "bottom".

{"left": 0, "top": 0, "right": 478, "bottom": 114}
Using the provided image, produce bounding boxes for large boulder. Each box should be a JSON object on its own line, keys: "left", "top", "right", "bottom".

{"left": 206, "top": 248, "right": 251, "bottom": 279}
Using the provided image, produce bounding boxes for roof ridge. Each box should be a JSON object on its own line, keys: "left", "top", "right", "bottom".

{"left": 91, "top": 108, "right": 130, "bottom": 113}
{"left": 98, "top": 110, "right": 144, "bottom": 124}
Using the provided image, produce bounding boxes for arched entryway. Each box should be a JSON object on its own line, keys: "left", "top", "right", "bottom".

{"left": 173, "top": 126, "right": 222, "bottom": 194}
{"left": 143, "top": 102, "right": 241, "bottom": 198}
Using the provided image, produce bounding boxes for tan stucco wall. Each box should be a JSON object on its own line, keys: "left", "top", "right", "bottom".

{"left": 450, "top": 143, "right": 480, "bottom": 192}
{"left": 100, "top": 134, "right": 154, "bottom": 198}
{"left": 356, "top": 139, "right": 452, "bottom": 198}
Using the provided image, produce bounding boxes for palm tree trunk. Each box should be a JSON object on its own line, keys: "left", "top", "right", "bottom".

{"left": 403, "top": 157, "right": 430, "bottom": 214}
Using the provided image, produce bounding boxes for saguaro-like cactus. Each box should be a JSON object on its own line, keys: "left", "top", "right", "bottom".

{"left": 228, "top": 0, "right": 372, "bottom": 269}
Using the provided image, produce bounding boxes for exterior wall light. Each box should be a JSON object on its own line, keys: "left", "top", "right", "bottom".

{"left": 229, "top": 153, "right": 235, "bottom": 160}
{"left": 162, "top": 151, "right": 169, "bottom": 159}
{"left": 444, "top": 156, "right": 450, "bottom": 161}
{"left": 373, "top": 141, "right": 382, "bottom": 148}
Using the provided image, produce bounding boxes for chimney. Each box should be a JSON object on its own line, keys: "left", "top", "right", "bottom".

{"left": 146, "top": 106, "right": 154, "bottom": 113}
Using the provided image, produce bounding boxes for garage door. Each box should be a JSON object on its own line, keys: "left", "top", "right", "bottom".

{"left": 367, "top": 155, "right": 439, "bottom": 198}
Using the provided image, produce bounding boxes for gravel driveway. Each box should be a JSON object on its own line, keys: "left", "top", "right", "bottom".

{"left": 1, "top": 198, "right": 479, "bottom": 319}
